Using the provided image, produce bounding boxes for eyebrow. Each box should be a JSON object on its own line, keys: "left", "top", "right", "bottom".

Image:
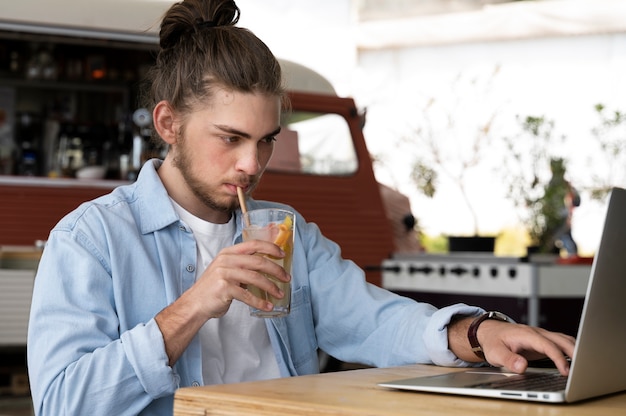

{"left": 214, "top": 124, "right": 282, "bottom": 140}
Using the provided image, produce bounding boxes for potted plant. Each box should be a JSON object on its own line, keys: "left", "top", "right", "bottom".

{"left": 499, "top": 115, "right": 576, "bottom": 256}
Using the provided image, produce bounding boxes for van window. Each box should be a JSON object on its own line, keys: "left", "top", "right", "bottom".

{"left": 268, "top": 111, "right": 358, "bottom": 175}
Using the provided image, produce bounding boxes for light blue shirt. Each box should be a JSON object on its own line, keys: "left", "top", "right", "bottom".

{"left": 27, "top": 159, "right": 483, "bottom": 415}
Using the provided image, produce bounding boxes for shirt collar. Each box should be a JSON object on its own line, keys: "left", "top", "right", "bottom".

{"left": 133, "top": 159, "right": 180, "bottom": 234}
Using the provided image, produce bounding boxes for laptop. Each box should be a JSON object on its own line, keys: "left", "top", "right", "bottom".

{"left": 379, "top": 187, "right": 626, "bottom": 403}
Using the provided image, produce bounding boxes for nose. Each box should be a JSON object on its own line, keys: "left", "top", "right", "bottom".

{"left": 236, "top": 144, "right": 261, "bottom": 175}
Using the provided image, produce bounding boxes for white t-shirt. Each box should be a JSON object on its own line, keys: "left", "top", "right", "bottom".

{"left": 171, "top": 200, "right": 281, "bottom": 384}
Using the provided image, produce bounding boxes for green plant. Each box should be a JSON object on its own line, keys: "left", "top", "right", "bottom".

{"left": 500, "top": 115, "right": 569, "bottom": 253}
{"left": 419, "top": 232, "right": 448, "bottom": 253}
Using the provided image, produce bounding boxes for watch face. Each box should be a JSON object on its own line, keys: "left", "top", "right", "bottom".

{"left": 491, "top": 311, "right": 513, "bottom": 322}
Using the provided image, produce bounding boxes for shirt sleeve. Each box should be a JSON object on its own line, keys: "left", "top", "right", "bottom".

{"left": 297, "top": 218, "right": 485, "bottom": 369}
{"left": 27, "top": 226, "right": 177, "bottom": 415}
{"left": 423, "top": 303, "right": 485, "bottom": 366}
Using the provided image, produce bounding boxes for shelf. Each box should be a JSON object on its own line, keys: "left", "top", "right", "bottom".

{"left": 0, "top": 77, "right": 130, "bottom": 94}
{"left": 0, "top": 175, "right": 128, "bottom": 189}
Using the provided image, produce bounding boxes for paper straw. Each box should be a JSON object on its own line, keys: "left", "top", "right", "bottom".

{"left": 237, "top": 187, "right": 250, "bottom": 226}
{"left": 237, "top": 186, "right": 248, "bottom": 213}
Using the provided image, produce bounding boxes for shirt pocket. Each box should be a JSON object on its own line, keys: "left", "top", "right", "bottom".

{"left": 284, "top": 285, "right": 318, "bottom": 370}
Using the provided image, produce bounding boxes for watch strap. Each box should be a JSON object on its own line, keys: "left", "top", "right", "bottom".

{"left": 467, "top": 311, "right": 513, "bottom": 359}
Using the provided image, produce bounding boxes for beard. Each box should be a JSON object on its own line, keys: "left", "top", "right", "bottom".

{"left": 172, "top": 135, "right": 259, "bottom": 213}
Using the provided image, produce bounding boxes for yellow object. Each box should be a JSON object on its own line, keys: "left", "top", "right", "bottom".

{"left": 273, "top": 216, "right": 293, "bottom": 249}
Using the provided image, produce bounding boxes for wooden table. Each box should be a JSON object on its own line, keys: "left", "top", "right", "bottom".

{"left": 173, "top": 364, "right": 626, "bottom": 415}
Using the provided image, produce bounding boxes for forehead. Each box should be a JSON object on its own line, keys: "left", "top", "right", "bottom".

{"left": 189, "top": 89, "right": 281, "bottom": 129}
{"left": 199, "top": 87, "right": 280, "bottom": 110}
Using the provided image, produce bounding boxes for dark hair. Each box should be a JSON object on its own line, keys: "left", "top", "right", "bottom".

{"left": 145, "top": 0, "right": 284, "bottom": 120}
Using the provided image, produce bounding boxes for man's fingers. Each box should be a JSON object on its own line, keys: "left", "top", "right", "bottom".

{"left": 481, "top": 324, "right": 575, "bottom": 376}
{"left": 233, "top": 283, "right": 274, "bottom": 312}
{"left": 229, "top": 239, "right": 285, "bottom": 259}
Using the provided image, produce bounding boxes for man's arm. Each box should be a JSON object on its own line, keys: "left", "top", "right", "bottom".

{"left": 28, "top": 232, "right": 172, "bottom": 415}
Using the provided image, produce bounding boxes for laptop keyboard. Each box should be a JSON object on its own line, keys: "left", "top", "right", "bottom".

{"left": 473, "top": 372, "right": 568, "bottom": 392}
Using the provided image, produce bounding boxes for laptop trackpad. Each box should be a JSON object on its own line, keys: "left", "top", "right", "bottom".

{"left": 393, "top": 369, "right": 520, "bottom": 388}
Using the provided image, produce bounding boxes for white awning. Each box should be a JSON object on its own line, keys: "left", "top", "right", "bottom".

{"left": 357, "top": 0, "right": 626, "bottom": 50}
{"left": 0, "top": 0, "right": 172, "bottom": 41}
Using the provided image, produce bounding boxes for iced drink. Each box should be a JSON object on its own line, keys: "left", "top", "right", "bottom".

{"left": 242, "top": 208, "right": 294, "bottom": 317}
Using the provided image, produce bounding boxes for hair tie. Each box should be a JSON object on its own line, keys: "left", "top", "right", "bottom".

{"left": 197, "top": 19, "right": 217, "bottom": 29}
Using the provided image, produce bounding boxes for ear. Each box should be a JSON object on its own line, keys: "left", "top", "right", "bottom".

{"left": 153, "top": 101, "right": 178, "bottom": 145}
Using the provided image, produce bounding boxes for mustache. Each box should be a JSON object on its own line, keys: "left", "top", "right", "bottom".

{"left": 233, "top": 175, "right": 260, "bottom": 190}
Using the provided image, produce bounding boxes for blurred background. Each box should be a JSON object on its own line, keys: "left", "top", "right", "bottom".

{"left": 2, "top": 0, "right": 626, "bottom": 255}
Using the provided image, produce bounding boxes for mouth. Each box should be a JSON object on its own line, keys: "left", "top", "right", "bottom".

{"left": 230, "top": 174, "right": 259, "bottom": 196}
{"left": 230, "top": 181, "right": 252, "bottom": 195}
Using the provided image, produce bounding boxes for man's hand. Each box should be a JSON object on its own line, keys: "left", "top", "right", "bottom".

{"left": 155, "top": 239, "right": 291, "bottom": 365}
{"left": 190, "top": 239, "right": 291, "bottom": 319}
{"left": 448, "top": 316, "right": 575, "bottom": 376}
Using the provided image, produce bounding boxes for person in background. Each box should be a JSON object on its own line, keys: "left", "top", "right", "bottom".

{"left": 544, "top": 158, "right": 580, "bottom": 256}
{"left": 27, "top": 1, "right": 575, "bottom": 415}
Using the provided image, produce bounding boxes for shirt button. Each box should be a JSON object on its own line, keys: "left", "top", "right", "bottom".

{"left": 191, "top": 381, "right": 200, "bottom": 387}
{"left": 186, "top": 264, "right": 195, "bottom": 273}
{"left": 179, "top": 225, "right": 186, "bottom": 231}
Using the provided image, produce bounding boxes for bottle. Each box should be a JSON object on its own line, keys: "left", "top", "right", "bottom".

{"left": 18, "top": 142, "right": 38, "bottom": 176}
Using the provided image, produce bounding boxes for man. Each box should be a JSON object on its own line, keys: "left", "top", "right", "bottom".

{"left": 27, "top": 1, "right": 574, "bottom": 415}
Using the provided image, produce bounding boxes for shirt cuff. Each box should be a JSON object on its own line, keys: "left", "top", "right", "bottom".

{"left": 423, "top": 303, "right": 485, "bottom": 367}
{"left": 120, "top": 318, "right": 177, "bottom": 398}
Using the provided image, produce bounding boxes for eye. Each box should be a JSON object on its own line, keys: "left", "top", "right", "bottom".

{"left": 221, "top": 136, "right": 239, "bottom": 144}
{"left": 261, "top": 136, "right": 277, "bottom": 144}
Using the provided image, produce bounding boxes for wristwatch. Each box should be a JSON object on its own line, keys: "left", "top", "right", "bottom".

{"left": 467, "top": 311, "right": 514, "bottom": 359}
